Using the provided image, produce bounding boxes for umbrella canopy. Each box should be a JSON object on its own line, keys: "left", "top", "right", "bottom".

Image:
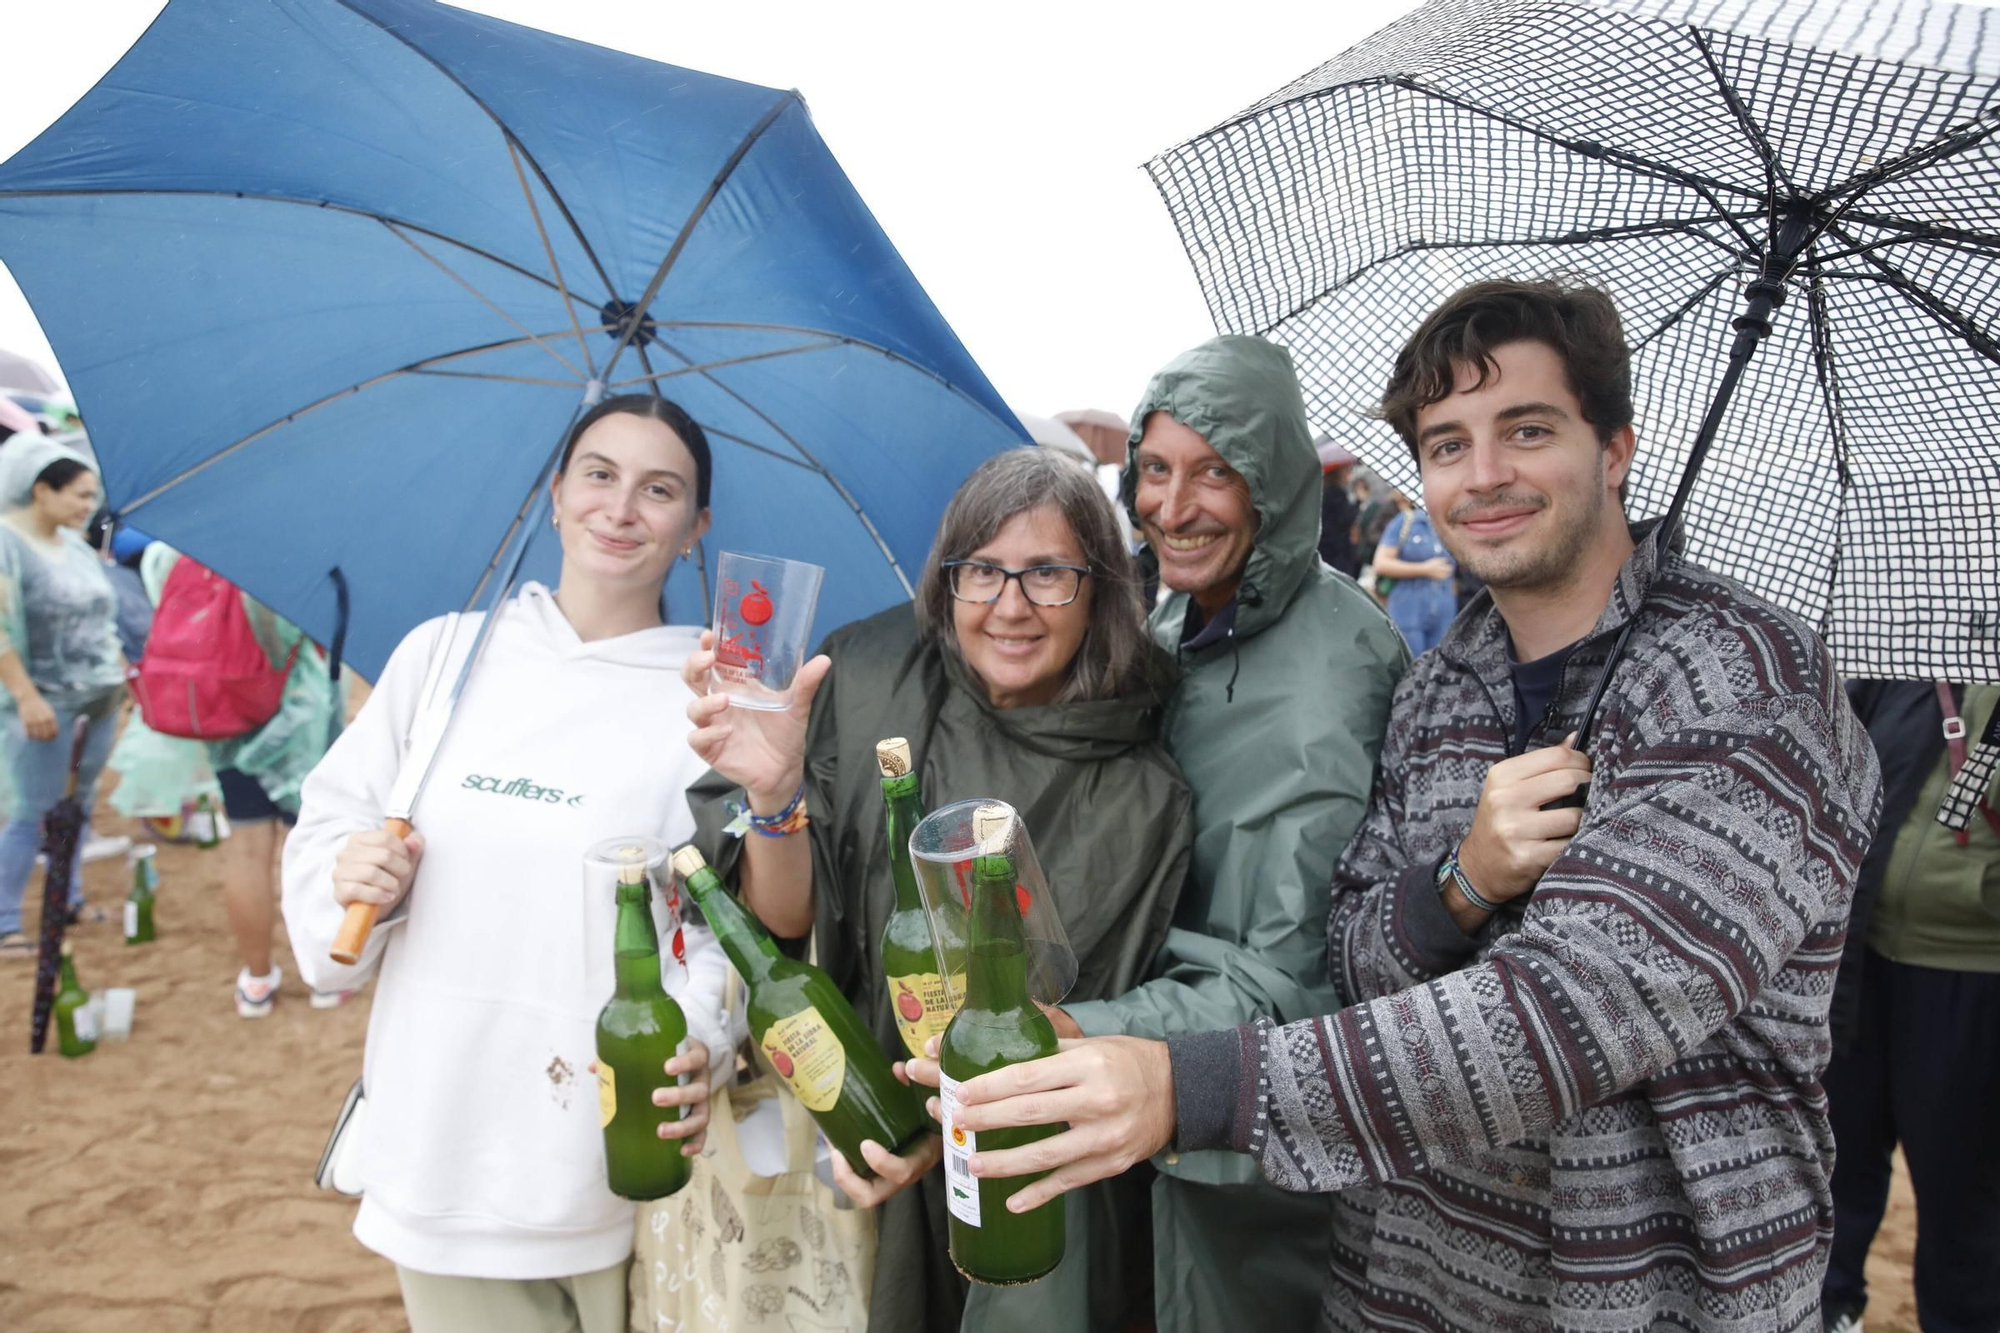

{"left": 0, "top": 0, "right": 1024, "bottom": 679}
{"left": 0, "top": 347, "right": 58, "bottom": 396}
{"left": 1148, "top": 0, "right": 2000, "bottom": 682}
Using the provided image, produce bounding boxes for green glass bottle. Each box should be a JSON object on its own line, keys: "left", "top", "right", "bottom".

{"left": 54, "top": 942, "right": 97, "bottom": 1059}
{"left": 939, "top": 806, "right": 1065, "bottom": 1285}
{"left": 876, "top": 738, "right": 965, "bottom": 1061}
{"left": 191, "top": 794, "right": 220, "bottom": 850}
{"left": 595, "top": 850, "right": 691, "bottom": 1201}
{"left": 671, "top": 845, "right": 925, "bottom": 1179}
{"left": 124, "top": 846, "right": 158, "bottom": 946}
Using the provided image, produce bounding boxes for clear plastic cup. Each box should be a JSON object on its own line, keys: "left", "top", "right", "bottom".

{"left": 710, "top": 551, "right": 824, "bottom": 711}
{"left": 101, "top": 987, "right": 136, "bottom": 1041}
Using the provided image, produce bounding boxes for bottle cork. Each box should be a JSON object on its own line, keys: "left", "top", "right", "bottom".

{"left": 615, "top": 844, "right": 649, "bottom": 886}
{"left": 973, "top": 803, "right": 1012, "bottom": 852}
{"left": 876, "top": 737, "right": 912, "bottom": 778}
{"left": 670, "top": 845, "right": 708, "bottom": 881}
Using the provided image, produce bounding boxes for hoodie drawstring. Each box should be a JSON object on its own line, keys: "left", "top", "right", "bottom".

{"left": 1225, "top": 629, "right": 1242, "bottom": 704}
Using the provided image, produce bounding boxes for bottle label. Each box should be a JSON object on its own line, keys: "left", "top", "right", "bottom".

{"left": 938, "top": 1071, "right": 980, "bottom": 1227}
{"left": 72, "top": 1003, "right": 98, "bottom": 1043}
{"left": 189, "top": 812, "right": 217, "bottom": 843}
{"left": 887, "top": 971, "right": 962, "bottom": 1057}
{"left": 760, "top": 1006, "right": 846, "bottom": 1113}
{"left": 598, "top": 1062, "right": 616, "bottom": 1128}
{"left": 124, "top": 900, "right": 139, "bottom": 940}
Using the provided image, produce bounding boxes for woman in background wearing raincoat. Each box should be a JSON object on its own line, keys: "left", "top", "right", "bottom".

{"left": 679, "top": 446, "right": 1195, "bottom": 1333}
{"left": 0, "top": 438, "right": 125, "bottom": 956}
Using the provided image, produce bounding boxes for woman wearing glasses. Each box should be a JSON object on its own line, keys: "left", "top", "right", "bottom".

{"left": 678, "top": 446, "right": 1193, "bottom": 1332}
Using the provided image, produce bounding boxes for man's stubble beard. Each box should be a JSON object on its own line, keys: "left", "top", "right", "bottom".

{"left": 1452, "top": 452, "right": 1608, "bottom": 593}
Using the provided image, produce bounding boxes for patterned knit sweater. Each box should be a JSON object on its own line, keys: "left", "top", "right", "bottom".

{"left": 1171, "top": 528, "right": 1881, "bottom": 1331}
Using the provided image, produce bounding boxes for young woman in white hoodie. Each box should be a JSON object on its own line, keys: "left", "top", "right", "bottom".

{"left": 283, "top": 395, "right": 741, "bottom": 1333}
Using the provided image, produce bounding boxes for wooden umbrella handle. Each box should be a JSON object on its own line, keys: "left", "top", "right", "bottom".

{"left": 329, "top": 817, "right": 414, "bottom": 965}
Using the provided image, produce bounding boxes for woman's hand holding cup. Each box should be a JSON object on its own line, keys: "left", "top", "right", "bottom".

{"left": 683, "top": 629, "right": 830, "bottom": 810}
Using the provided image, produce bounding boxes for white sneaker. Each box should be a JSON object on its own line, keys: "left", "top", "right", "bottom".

{"left": 81, "top": 834, "right": 134, "bottom": 863}
{"left": 235, "top": 965, "right": 282, "bottom": 1019}
{"left": 309, "top": 987, "right": 355, "bottom": 1010}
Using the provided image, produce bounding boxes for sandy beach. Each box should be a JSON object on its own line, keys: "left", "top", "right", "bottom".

{"left": 0, "top": 785, "right": 1925, "bottom": 1333}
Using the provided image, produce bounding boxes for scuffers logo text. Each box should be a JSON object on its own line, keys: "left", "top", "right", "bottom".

{"left": 460, "top": 773, "right": 585, "bottom": 807}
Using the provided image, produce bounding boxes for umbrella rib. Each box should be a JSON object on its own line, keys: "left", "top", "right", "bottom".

{"left": 117, "top": 325, "right": 612, "bottom": 515}
{"left": 1803, "top": 263, "right": 1854, "bottom": 643}
{"left": 0, "top": 187, "right": 567, "bottom": 296}
{"left": 651, "top": 333, "right": 915, "bottom": 597}
{"left": 505, "top": 137, "right": 597, "bottom": 380}
{"left": 698, "top": 425, "right": 819, "bottom": 471}
{"left": 609, "top": 339, "right": 844, "bottom": 389}
{"left": 381, "top": 220, "right": 586, "bottom": 382}
{"left": 1689, "top": 28, "right": 1798, "bottom": 205}
{"left": 330, "top": 0, "right": 622, "bottom": 304}
{"left": 1813, "top": 109, "right": 2000, "bottom": 207}
{"left": 1825, "top": 222, "right": 2000, "bottom": 371}
{"left": 598, "top": 91, "right": 800, "bottom": 386}
{"left": 408, "top": 369, "right": 583, "bottom": 387}
{"left": 1629, "top": 269, "right": 1736, "bottom": 356}
{"left": 1248, "top": 220, "right": 1749, "bottom": 340}
{"left": 1382, "top": 78, "right": 1767, "bottom": 209}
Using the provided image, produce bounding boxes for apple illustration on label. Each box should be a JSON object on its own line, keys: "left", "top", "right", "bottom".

{"left": 765, "top": 1042, "right": 795, "bottom": 1079}
{"left": 896, "top": 981, "right": 924, "bottom": 1023}
{"left": 739, "top": 580, "right": 774, "bottom": 626}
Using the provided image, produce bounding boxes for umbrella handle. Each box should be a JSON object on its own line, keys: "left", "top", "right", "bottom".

{"left": 328, "top": 817, "right": 413, "bottom": 965}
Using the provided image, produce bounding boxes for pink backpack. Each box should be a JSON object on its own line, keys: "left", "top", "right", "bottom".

{"left": 131, "top": 560, "right": 299, "bottom": 740}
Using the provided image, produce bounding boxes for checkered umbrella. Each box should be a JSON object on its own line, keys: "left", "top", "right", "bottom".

{"left": 1148, "top": 0, "right": 2000, "bottom": 687}
{"left": 29, "top": 719, "right": 91, "bottom": 1054}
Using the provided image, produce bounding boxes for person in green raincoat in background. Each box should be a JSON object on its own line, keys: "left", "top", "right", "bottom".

{"left": 148, "top": 547, "right": 345, "bottom": 1017}
{"left": 1017, "top": 335, "right": 1407, "bottom": 1333}
{"left": 682, "top": 446, "right": 1194, "bottom": 1333}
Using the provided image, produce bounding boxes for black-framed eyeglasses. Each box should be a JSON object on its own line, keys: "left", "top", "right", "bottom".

{"left": 942, "top": 560, "right": 1091, "bottom": 607}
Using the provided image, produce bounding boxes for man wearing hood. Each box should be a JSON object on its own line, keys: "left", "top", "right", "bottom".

{"left": 992, "top": 336, "right": 1406, "bottom": 1331}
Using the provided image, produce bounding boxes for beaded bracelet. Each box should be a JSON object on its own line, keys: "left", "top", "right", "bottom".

{"left": 724, "top": 783, "right": 810, "bottom": 839}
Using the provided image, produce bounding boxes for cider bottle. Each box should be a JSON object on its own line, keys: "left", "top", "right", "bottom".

{"left": 124, "top": 845, "right": 158, "bottom": 945}
{"left": 595, "top": 850, "right": 691, "bottom": 1200}
{"left": 54, "top": 942, "right": 98, "bottom": 1059}
{"left": 671, "top": 845, "right": 924, "bottom": 1178}
{"left": 190, "top": 794, "right": 220, "bottom": 850}
{"left": 876, "top": 738, "right": 964, "bottom": 1060}
{"left": 939, "top": 805, "right": 1065, "bottom": 1285}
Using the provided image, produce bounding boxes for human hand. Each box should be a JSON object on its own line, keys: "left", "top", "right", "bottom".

{"left": 19, "top": 693, "right": 56, "bottom": 742}
{"left": 652, "top": 1039, "right": 712, "bottom": 1155}
{"left": 331, "top": 827, "right": 426, "bottom": 913}
{"left": 903, "top": 1035, "right": 943, "bottom": 1090}
{"left": 830, "top": 1133, "right": 942, "bottom": 1208}
{"left": 1456, "top": 735, "right": 1591, "bottom": 901}
{"left": 1036, "top": 1000, "right": 1083, "bottom": 1040}
{"left": 921, "top": 1036, "right": 1176, "bottom": 1214}
{"left": 1426, "top": 557, "right": 1456, "bottom": 581}
{"left": 683, "top": 630, "right": 830, "bottom": 809}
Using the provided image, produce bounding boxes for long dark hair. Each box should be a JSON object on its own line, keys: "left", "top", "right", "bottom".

{"left": 559, "top": 394, "right": 712, "bottom": 509}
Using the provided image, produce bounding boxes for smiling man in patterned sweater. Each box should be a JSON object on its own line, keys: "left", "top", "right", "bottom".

{"left": 930, "top": 279, "right": 1883, "bottom": 1331}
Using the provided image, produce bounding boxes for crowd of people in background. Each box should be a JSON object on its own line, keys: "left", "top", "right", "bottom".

{"left": 4, "top": 276, "right": 1995, "bottom": 1333}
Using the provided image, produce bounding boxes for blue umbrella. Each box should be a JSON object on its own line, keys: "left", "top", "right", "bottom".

{"left": 0, "top": 0, "right": 1024, "bottom": 680}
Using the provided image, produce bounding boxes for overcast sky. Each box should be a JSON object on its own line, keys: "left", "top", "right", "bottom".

{"left": 0, "top": 0, "right": 1422, "bottom": 423}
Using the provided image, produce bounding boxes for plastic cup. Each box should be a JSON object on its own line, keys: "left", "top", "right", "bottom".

{"left": 102, "top": 987, "right": 136, "bottom": 1041}
{"left": 710, "top": 552, "right": 824, "bottom": 711}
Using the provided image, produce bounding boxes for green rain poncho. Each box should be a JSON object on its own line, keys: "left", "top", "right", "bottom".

{"left": 1054, "top": 335, "right": 1409, "bottom": 1333}
{"left": 688, "top": 603, "right": 1194, "bottom": 1333}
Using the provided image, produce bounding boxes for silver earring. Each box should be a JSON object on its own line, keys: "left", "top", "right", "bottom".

{"left": 551, "top": 514, "right": 559, "bottom": 531}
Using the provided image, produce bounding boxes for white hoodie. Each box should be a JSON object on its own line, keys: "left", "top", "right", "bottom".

{"left": 283, "top": 583, "right": 744, "bottom": 1279}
